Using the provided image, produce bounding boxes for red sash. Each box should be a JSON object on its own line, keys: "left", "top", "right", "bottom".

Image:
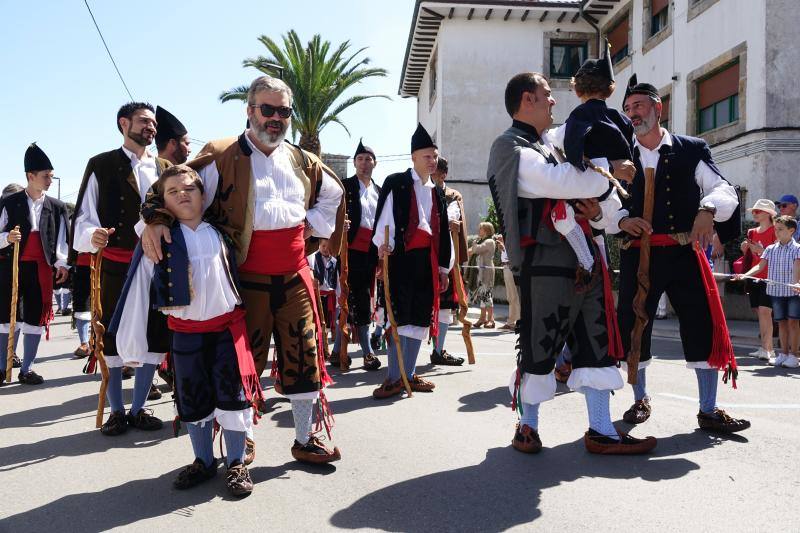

{"left": 76, "top": 253, "right": 92, "bottom": 267}
{"left": 628, "top": 234, "right": 737, "bottom": 386}
{"left": 239, "top": 226, "right": 332, "bottom": 387}
{"left": 103, "top": 246, "right": 134, "bottom": 264}
{"left": 406, "top": 222, "right": 442, "bottom": 338}
{"left": 350, "top": 226, "right": 373, "bottom": 253}
{"left": 19, "top": 232, "right": 54, "bottom": 330}
{"left": 319, "top": 288, "right": 336, "bottom": 324}
{"left": 168, "top": 307, "right": 265, "bottom": 420}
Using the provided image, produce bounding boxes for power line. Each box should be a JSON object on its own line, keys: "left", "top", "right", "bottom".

{"left": 83, "top": 0, "right": 134, "bottom": 101}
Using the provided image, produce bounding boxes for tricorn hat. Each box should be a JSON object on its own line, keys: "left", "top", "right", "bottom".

{"left": 624, "top": 74, "right": 660, "bottom": 102}
{"left": 155, "top": 106, "right": 188, "bottom": 146}
{"left": 411, "top": 123, "right": 437, "bottom": 153}
{"left": 354, "top": 138, "right": 376, "bottom": 159}
{"left": 24, "top": 142, "right": 53, "bottom": 172}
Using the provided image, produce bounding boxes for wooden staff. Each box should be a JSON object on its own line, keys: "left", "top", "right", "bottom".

{"left": 337, "top": 224, "right": 351, "bottom": 371}
{"left": 5, "top": 226, "right": 20, "bottom": 383}
{"left": 91, "top": 251, "right": 109, "bottom": 428}
{"left": 450, "top": 229, "right": 475, "bottom": 364}
{"left": 627, "top": 167, "right": 656, "bottom": 385}
{"left": 383, "top": 226, "right": 412, "bottom": 397}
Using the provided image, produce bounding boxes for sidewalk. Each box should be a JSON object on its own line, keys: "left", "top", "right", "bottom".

{"left": 467, "top": 304, "right": 761, "bottom": 347}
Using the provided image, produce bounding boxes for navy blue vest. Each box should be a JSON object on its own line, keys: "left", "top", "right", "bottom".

{"left": 0, "top": 190, "right": 67, "bottom": 266}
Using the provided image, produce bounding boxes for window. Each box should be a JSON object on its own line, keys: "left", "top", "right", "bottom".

{"left": 651, "top": 0, "right": 669, "bottom": 36}
{"left": 428, "top": 51, "right": 437, "bottom": 104}
{"left": 550, "top": 41, "right": 587, "bottom": 79}
{"left": 659, "top": 94, "right": 670, "bottom": 130}
{"left": 697, "top": 62, "right": 740, "bottom": 133}
{"left": 607, "top": 16, "right": 629, "bottom": 64}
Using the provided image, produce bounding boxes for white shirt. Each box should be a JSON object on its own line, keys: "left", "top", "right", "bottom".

{"left": 115, "top": 223, "right": 241, "bottom": 364}
{"left": 73, "top": 146, "right": 159, "bottom": 254}
{"left": 358, "top": 179, "right": 380, "bottom": 229}
{"left": 0, "top": 191, "right": 69, "bottom": 269}
{"left": 608, "top": 128, "right": 739, "bottom": 233}
{"left": 307, "top": 251, "right": 337, "bottom": 291}
{"left": 196, "top": 134, "right": 342, "bottom": 237}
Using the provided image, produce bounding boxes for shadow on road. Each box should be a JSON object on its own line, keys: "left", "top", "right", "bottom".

{"left": 0, "top": 372, "right": 96, "bottom": 396}
{"left": 0, "top": 425, "right": 170, "bottom": 471}
{"left": 0, "top": 469, "right": 221, "bottom": 533}
{"left": 329, "top": 440, "right": 701, "bottom": 532}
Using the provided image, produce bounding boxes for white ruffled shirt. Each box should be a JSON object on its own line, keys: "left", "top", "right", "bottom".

{"left": 115, "top": 222, "right": 240, "bottom": 366}
{"left": 194, "top": 134, "right": 342, "bottom": 237}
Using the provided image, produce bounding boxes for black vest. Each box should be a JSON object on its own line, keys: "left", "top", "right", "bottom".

{"left": 622, "top": 134, "right": 740, "bottom": 238}
{"left": 71, "top": 149, "right": 169, "bottom": 258}
{"left": 342, "top": 176, "right": 380, "bottom": 243}
{"left": 1, "top": 190, "right": 67, "bottom": 266}
{"left": 373, "top": 169, "right": 451, "bottom": 269}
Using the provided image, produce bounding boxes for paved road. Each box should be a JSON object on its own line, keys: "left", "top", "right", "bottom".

{"left": 1, "top": 313, "right": 798, "bottom": 532}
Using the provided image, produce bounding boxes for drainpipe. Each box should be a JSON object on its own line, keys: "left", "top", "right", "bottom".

{"left": 579, "top": 0, "right": 602, "bottom": 57}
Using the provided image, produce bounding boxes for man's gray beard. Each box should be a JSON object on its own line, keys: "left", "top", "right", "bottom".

{"left": 633, "top": 108, "right": 659, "bottom": 135}
{"left": 253, "top": 124, "right": 286, "bottom": 148}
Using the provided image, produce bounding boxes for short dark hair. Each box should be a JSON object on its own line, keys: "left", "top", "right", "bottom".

{"left": 775, "top": 215, "right": 798, "bottom": 231}
{"left": 571, "top": 73, "right": 615, "bottom": 99}
{"left": 504, "top": 72, "right": 546, "bottom": 117}
{"left": 436, "top": 156, "right": 448, "bottom": 174}
{"left": 117, "top": 102, "right": 154, "bottom": 133}
{"left": 155, "top": 164, "right": 205, "bottom": 197}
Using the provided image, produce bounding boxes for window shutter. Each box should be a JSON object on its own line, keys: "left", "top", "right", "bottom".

{"left": 607, "top": 16, "right": 629, "bottom": 55}
{"left": 652, "top": 0, "right": 669, "bottom": 15}
{"left": 698, "top": 62, "right": 739, "bottom": 109}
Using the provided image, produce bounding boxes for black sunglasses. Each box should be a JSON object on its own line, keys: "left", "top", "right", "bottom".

{"left": 250, "top": 104, "right": 292, "bottom": 119}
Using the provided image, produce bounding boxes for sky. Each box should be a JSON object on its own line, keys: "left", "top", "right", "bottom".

{"left": 0, "top": 0, "right": 419, "bottom": 202}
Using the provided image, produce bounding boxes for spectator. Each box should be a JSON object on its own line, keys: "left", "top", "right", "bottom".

{"left": 775, "top": 194, "right": 799, "bottom": 241}
{"left": 739, "top": 199, "right": 777, "bottom": 361}
{"left": 468, "top": 222, "right": 496, "bottom": 328}
{"left": 737, "top": 215, "right": 800, "bottom": 368}
{"left": 495, "top": 235, "right": 519, "bottom": 330}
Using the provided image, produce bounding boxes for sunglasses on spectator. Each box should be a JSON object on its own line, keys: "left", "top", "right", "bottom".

{"left": 751, "top": 209, "right": 765, "bottom": 214}
{"left": 249, "top": 104, "right": 292, "bottom": 119}
{"left": 777, "top": 203, "right": 794, "bottom": 208}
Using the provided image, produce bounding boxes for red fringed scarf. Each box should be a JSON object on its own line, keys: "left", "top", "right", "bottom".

{"left": 630, "top": 235, "right": 737, "bottom": 387}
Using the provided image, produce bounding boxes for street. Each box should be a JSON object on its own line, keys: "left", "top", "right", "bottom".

{"left": 1, "top": 312, "right": 798, "bottom": 533}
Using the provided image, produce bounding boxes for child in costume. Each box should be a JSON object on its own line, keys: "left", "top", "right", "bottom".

{"left": 110, "top": 165, "right": 263, "bottom": 497}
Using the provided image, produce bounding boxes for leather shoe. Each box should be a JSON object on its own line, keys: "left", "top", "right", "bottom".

{"left": 512, "top": 424, "right": 542, "bottom": 454}
{"left": 622, "top": 398, "right": 652, "bottom": 425}
{"left": 583, "top": 429, "right": 657, "bottom": 454}
{"left": 697, "top": 408, "right": 750, "bottom": 433}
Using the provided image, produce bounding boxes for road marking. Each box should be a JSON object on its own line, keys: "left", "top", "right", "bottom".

{"left": 657, "top": 393, "right": 800, "bottom": 409}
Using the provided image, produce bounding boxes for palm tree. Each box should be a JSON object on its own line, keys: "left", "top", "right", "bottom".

{"left": 220, "top": 30, "right": 389, "bottom": 155}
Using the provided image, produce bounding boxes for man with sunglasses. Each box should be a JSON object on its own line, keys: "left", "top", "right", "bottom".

{"left": 140, "top": 76, "right": 345, "bottom": 465}
{"left": 71, "top": 102, "right": 171, "bottom": 436}
{"left": 611, "top": 76, "right": 749, "bottom": 434}
{"left": 775, "top": 195, "right": 799, "bottom": 241}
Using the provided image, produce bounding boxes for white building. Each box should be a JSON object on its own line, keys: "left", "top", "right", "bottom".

{"left": 399, "top": 0, "right": 800, "bottom": 231}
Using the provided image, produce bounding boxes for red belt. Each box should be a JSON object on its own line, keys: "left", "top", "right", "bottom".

{"left": 168, "top": 308, "right": 265, "bottom": 413}
{"left": 239, "top": 226, "right": 307, "bottom": 274}
{"left": 238, "top": 226, "right": 332, "bottom": 388}
{"left": 626, "top": 234, "right": 737, "bottom": 386}
{"left": 19, "top": 232, "right": 53, "bottom": 330}
{"left": 319, "top": 288, "right": 337, "bottom": 323}
{"left": 103, "top": 246, "right": 134, "bottom": 264}
{"left": 76, "top": 253, "right": 92, "bottom": 267}
{"left": 350, "top": 226, "right": 372, "bottom": 253}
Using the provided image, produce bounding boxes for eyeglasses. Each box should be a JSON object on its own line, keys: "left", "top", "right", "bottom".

{"left": 777, "top": 203, "right": 794, "bottom": 208}
{"left": 250, "top": 104, "right": 292, "bottom": 119}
